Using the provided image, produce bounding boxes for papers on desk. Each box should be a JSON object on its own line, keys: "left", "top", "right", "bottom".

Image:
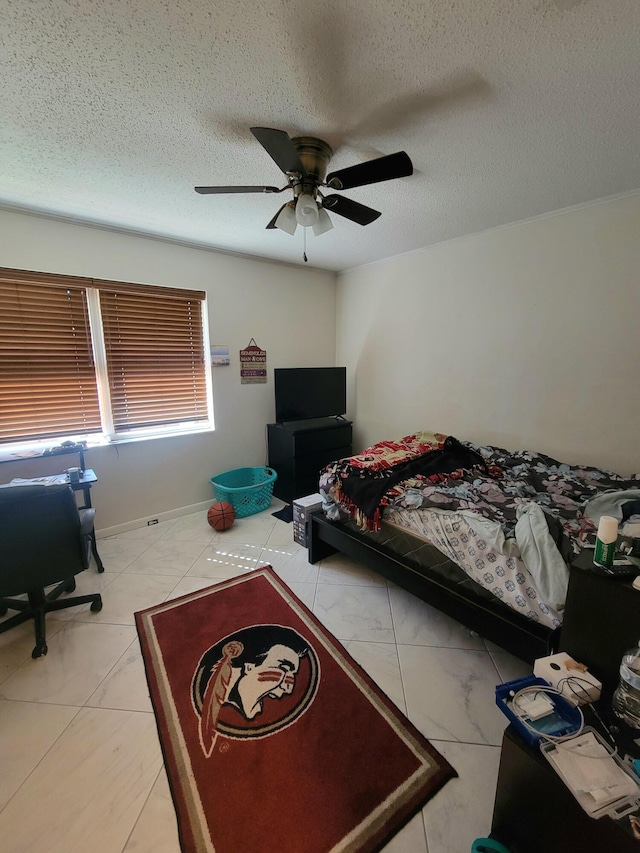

{"left": 542, "top": 728, "right": 640, "bottom": 819}
{"left": 9, "top": 476, "right": 67, "bottom": 486}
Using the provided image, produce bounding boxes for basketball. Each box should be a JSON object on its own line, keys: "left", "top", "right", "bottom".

{"left": 207, "top": 501, "right": 235, "bottom": 531}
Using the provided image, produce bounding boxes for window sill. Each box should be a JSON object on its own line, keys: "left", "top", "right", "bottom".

{"left": 0, "top": 423, "right": 215, "bottom": 463}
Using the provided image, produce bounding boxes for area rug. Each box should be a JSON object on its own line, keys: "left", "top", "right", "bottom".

{"left": 135, "top": 566, "right": 456, "bottom": 853}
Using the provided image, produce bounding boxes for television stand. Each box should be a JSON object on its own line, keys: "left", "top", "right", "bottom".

{"left": 267, "top": 419, "right": 352, "bottom": 504}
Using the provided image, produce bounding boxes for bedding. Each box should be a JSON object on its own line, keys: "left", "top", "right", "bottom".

{"left": 320, "top": 431, "right": 487, "bottom": 528}
{"left": 319, "top": 431, "right": 640, "bottom": 623}
{"left": 384, "top": 506, "right": 563, "bottom": 629}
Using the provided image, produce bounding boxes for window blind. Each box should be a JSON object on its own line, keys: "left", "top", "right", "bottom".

{"left": 0, "top": 271, "right": 102, "bottom": 443}
{"left": 99, "top": 287, "right": 208, "bottom": 432}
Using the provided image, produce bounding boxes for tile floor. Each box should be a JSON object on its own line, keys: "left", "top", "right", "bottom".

{"left": 0, "top": 500, "right": 531, "bottom": 853}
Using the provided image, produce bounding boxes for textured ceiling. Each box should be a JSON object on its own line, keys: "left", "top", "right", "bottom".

{"left": 1, "top": 0, "right": 639, "bottom": 272}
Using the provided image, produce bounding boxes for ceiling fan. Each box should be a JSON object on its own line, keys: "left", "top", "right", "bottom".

{"left": 194, "top": 127, "right": 413, "bottom": 237}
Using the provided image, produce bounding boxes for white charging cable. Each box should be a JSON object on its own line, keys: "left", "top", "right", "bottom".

{"left": 509, "top": 684, "right": 585, "bottom": 744}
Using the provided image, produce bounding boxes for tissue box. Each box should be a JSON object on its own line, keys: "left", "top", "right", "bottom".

{"left": 533, "top": 652, "right": 602, "bottom": 705}
{"left": 293, "top": 493, "right": 323, "bottom": 547}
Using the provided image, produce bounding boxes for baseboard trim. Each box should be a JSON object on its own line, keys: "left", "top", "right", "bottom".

{"left": 96, "top": 500, "right": 212, "bottom": 538}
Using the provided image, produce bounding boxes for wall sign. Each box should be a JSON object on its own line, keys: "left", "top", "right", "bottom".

{"left": 240, "top": 338, "right": 267, "bottom": 384}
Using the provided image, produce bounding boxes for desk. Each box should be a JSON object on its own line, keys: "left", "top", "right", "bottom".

{"left": 63, "top": 469, "right": 96, "bottom": 511}
{"left": 4, "top": 470, "right": 104, "bottom": 573}
{"left": 1, "top": 443, "right": 87, "bottom": 470}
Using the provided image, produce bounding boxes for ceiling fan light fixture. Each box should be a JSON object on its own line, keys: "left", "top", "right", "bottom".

{"left": 274, "top": 202, "right": 298, "bottom": 235}
{"left": 312, "top": 207, "right": 333, "bottom": 236}
{"left": 295, "top": 193, "right": 319, "bottom": 227}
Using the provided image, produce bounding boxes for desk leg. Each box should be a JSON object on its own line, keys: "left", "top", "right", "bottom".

{"left": 91, "top": 533, "right": 104, "bottom": 573}
{"left": 82, "top": 485, "right": 92, "bottom": 509}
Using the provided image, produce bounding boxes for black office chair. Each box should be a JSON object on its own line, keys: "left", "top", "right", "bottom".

{"left": 0, "top": 484, "right": 103, "bottom": 658}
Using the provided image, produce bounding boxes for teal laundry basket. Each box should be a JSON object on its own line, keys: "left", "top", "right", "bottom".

{"left": 471, "top": 840, "right": 511, "bottom": 853}
{"left": 210, "top": 467, "right": 277, "bottom": 518}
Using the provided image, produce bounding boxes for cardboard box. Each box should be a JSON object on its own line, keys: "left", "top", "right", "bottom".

{"left": 293, "top": 493, "right": 323, "bottom": 547}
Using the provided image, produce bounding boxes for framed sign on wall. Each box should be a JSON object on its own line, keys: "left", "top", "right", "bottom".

{"left": 239, "top": 338, "right": 267, "bottom": 384}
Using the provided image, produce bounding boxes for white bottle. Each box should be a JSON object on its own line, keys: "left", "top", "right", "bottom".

{"left": 594, "top": 515, "right": 618, "bottom": 568}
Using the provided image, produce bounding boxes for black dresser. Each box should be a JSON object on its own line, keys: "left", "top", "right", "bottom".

{"left": 267, "top": 418, "right": 352, "bottom": 504}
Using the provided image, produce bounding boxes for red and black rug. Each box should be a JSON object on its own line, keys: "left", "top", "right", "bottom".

{"left": 135, "top": 566, "right": 456, "bottom": 853}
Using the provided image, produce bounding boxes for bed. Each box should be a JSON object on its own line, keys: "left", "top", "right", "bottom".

{"left": 307, "top": 431, "right": 640, "bottom": 663}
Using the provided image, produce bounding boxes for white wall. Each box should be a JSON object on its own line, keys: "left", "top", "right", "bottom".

{"left": 337, "top": 192, "right": 640, "bottom": 476}
{"left": 0, "top": 210, "right": 337, "bottom": 531}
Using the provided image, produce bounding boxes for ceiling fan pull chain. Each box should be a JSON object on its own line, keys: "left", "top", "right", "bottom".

{"left": 303, "top": 226, "right": 308, "bottom": 263}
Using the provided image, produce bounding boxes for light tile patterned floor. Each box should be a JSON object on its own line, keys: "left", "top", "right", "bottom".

{"left": 0, "top": 501, "right": 530, "bottom": 853}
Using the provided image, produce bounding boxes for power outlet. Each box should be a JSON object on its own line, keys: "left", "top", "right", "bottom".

{"left": 147, "top": 519, "right": 159, "bottom": 526}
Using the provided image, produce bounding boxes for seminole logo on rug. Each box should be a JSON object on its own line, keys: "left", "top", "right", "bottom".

{"left": 191, "top": 624, "right": 319, "bottom": 754}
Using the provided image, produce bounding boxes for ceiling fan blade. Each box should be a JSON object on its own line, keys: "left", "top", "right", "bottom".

{"left": 250, "top": 127, "right": 307, "bottom": 176}
{"left": 322, "top": 195, "right": 381, "bottom": 226}
{"left": 326, "top": 151, "right": 413, "bottom": 191}
{"left": 282, "top": 11, "right": 351, "bottom": 147}
{"left": 195, "top": 185, "right": 280, "bottom": 194}
{"left": 266, "top": 203, "right": 288, "bottom": 229}
{"left": 348, "top": 72, "right": 492, "bottom": 139}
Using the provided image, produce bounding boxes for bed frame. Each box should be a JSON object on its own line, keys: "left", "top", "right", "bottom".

{"left": 308, "top": 510, "right": 559, "bottom": 665}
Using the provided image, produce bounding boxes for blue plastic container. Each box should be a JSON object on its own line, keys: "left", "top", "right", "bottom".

{"left": 495, "top": 675, "right": 582, "bottom": 748}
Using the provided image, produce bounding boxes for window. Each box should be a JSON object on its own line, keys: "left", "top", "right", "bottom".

{"left": 0, "top": 267, "right": 213, "bottom": 447}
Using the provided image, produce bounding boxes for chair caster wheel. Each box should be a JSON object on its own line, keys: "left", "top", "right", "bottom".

{"left": 90, "top": 599, "right": 103, "bottom": 613}
{"left": 0, "top": 605, "right": 7, "bottom": 617}
{"left": 32, "top": 643, "right": 48, "bottom": 659}
{"left": 66, "top": 578, "right": 77, "bottom": 593}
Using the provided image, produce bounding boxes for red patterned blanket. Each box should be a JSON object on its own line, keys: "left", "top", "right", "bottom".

{"left": 319, "top": 431, "right": 486, "bottom": 530}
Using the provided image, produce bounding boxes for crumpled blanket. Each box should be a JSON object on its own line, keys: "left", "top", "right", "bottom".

{"left": 319, "top": 431, "right": 487, "bottom": 530}
{"left": 320, "top": 431, "right": 640, "bottom": 559}
{"left": 514, "top": 502, "right": 570, "bottom": 611}
{"left": 391, "top": 442, "right": 640, "bottom": 559}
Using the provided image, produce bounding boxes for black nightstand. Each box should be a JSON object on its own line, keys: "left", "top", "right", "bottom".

{"left": 560, "top": 550, "right": 640, "bottom": 704}
{"left": 489, "top": 552, "right": 640, "bottom": 851}
{"left": 491, "top": 723, "right": 639, "bottom": 852}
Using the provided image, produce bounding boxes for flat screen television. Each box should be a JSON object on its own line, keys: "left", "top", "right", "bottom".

{"left": 274, "top": 367, "right": 347, "bottom": 423}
